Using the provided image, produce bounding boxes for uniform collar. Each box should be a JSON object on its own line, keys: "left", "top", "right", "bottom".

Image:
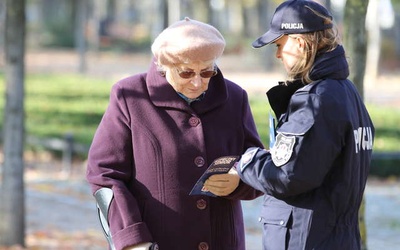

{"left": 310, "top": 45, "right": 349, "bottom": 80}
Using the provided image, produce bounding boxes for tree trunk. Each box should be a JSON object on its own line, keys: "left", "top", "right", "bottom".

{"left": 343, "top": 1, "right": 369, "bottom": 249}
{"left": 343, "top": 0, "right": 369, "bottom": 100}
{"left": 0, "top": 0, "right": 26, "bottom": 247}
{"left": 0, "top": 1, "right": 5, "bottom": 60}
{"left": 74, "top": 0, "right": 88, "bottom": 73}
{"left": 257, "top": 0, "right": 275, "bottom": 70}
{"left": 167, "top": 0, "right": 180, "bottom": 26}
{"left": 365, "top": 0, "right": 380, "bottom": 87}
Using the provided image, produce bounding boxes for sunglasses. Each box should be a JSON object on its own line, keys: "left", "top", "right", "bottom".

{"left": 176, "top": 67, "right": 218, "bottom": 79}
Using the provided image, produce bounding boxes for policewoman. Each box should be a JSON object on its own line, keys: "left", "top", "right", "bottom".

{"left": 205, "top": 1, "right": 375, "bottom": 249}
{"left": 86, "top": 18, "right": 263, "bottom": 250}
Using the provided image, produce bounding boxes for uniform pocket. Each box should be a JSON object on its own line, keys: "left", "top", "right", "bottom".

{"left": 259, "top": 206, "right": 292, "bottom": 250}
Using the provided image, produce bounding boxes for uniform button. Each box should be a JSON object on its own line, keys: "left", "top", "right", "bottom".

{"left": 194, "top": 156, "right": 205, "bottom": 167}
{"left": 196, "top": 199, "right": 207, "bottom": 210}
{"left": 279, "top": 220, "right": 285, "bottom": 225}
{"left": 258, "top": 217, "right": 262, "bottom": 222}
{"left": 189, "top": 116, "right": 200, "bottom": 127}
{"left": 198, "top": 242, "right": 209, "bottom": 250}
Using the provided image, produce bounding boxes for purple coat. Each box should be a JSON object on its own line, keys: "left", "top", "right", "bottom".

{"left": 86, "top": 61, "right": 263, "bottom": 250}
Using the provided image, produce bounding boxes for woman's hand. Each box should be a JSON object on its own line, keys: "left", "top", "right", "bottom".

{"left": 204, "top": 167, "right": 240, "bottom": 196}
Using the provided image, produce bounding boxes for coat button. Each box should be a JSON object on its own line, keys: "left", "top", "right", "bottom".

{"left": 258, "top": 217, "right": 262, "bottom": 222}
{"left": 279, "top": 220, "right": 285, "bottom": 226}
{"left": 194, "top": 156, "right": 205, "bottom": 167}
{"left": 189, "top": 116, "right": 200, "bottom": 127}
{"left": 196, "top": 199, "right": 207, "bottom": 210}
{"left": 198, "top": 242, "right": 209, "bottom": 250}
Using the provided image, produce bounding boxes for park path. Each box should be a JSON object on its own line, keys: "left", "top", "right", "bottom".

{"left": 23, "top": 165, "right": 400, "bottom": 250}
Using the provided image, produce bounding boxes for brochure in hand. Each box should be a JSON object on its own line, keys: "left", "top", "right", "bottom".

{"left": 189, "top": 155, "right": 240, "bottom": 197}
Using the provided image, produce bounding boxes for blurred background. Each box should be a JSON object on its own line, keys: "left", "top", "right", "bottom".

{"left": 0, "top": 0, "right": 399, "bottom": 75}
{"left": 0, "top": 0, "right": 399, "bottom": 249}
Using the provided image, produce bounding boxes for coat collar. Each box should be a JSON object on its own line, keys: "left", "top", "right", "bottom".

{"left": 146, "top": 58, "right": 229, "bottom": 115}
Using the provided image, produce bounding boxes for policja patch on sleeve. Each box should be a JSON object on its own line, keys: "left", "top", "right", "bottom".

{"left": 270, "top": 133, "right": 295, "bottom": 167}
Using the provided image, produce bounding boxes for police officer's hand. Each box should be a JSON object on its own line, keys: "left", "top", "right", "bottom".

{"left": 204, "top": 167, "right": 240, "bottom": 196}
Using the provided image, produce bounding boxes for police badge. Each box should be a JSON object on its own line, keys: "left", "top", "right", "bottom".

{"left": 271, "top": 133, "right": 295, "bottom": 167}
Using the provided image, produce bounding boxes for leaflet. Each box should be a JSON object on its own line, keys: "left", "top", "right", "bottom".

{"left": 189, "top": 155, "right": 240, "bottom": 197}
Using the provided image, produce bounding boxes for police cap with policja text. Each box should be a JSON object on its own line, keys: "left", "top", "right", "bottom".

{"left": 252, "top": 0, "right": 333, "bottom": 48}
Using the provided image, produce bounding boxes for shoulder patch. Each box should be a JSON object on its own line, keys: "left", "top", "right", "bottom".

{"left": 271, "top": 133, "right": 295, "bottom": 167}
{"left": 239, "top": 148, "right": 258, "bottom": 172}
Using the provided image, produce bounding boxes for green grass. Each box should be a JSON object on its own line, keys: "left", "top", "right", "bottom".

{"left": 0, "top": 73, "right": 399, "bottom": 154}
{"left": 0, "top": 73, "right": 112, "bottom": 145}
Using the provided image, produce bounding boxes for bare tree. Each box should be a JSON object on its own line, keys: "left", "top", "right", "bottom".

{"left": 74, "top": 0, "right": 88, "bottom": 73}
{"left": 0, "top": 1, "right": 5, "bottom": 61}
{"left": 343, "top": 0, "right": 369, "bottom": 100}
{"left": 168, "top": 0, "right": 180, "bottom": 25}
{"left": 0, "top": 0, "right": 26, "bottom": 247}
{"left": 364, "top": 0, "right": 381, "bottom": 84}
{"left": 343, "top": 1, "right": 369, "bottom": 249}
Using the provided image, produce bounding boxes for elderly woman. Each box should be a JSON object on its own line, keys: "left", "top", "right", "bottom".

{"left": 86, "top": 17, "right": 263, "bottom": 250}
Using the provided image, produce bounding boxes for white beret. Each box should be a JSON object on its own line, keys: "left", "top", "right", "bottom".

{"left": 151, "top": 17, "right": 225, "bottom": 66}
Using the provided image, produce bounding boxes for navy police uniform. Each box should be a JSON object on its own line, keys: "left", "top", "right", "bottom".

{"left": 238, "top": 45, "right": 375, "bottom": 250}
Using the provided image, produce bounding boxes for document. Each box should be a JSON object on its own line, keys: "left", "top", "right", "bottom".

{"left": 189, "top": 155, "right": 240, "bottom": 197}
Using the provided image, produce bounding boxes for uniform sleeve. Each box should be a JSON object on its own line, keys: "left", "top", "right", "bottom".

{"left": 237, "top": 92, "right": 343, "bottom": 198}
{"left": 86, "top": 83, "right": 153, "bottom": 250}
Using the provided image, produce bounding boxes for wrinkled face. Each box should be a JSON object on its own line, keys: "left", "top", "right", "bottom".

{"left": 165, "top": 61, "right": 216, "bottom": 99}
{"left": 274, "top": 35, "right": 305, "bottom": 73}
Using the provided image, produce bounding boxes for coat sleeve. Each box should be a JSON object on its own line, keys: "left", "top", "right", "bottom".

{"left": 86, "top": 83, "right": 153, "bottom": 250}
{"left": 237, "top": 92, "right": 344, "bottom": 198}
